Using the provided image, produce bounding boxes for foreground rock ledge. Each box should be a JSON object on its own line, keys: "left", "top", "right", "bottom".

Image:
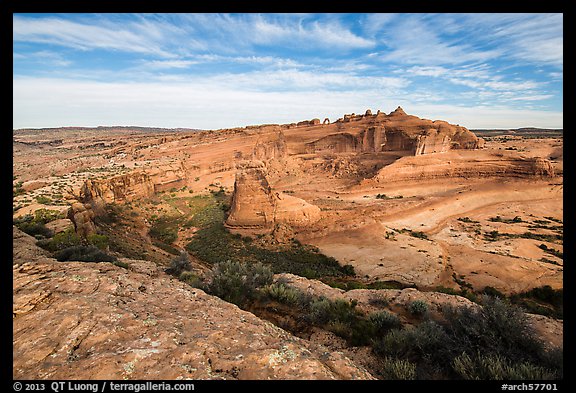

{"left": 12, "top": 229, "right": 373, "bottom": 380}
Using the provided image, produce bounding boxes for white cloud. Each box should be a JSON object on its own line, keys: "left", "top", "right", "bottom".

{"left": 13, "top": 77, "right": 562, "bottom": 130}
{"left": 13, "top": 15, "right": 176, "bottom": 57}
{"left": 13, "top": 50, "right": 72, "bottom": 67}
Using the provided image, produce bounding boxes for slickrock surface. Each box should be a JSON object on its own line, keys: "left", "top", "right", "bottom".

{"left": 12, "top": 228, "right": 373, "bottom": 380}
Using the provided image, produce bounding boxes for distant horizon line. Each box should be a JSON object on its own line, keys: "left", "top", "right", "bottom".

{"left": 13, "top": 124, "right": 564, "bottom": 132}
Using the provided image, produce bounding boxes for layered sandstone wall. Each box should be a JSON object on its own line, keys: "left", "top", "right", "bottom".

{"left": 80, "top": 172, "right": 155, "bottom": 211}
{"left": 368, "top": 152, "right": 556, "bottom": 184}
{"left": 305, "top": 107, "right": 482, "bottom": 156}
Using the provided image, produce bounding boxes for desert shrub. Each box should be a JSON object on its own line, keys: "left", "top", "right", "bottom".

{"left": 368, "top": 295, "right": 389, "bottom": 308}
{"left": 54, "top": 245, "right": 117, "bottom": 263}
{"left": 305, "top": 297, "right": 375, "bottom": 345}
{"left": 18, "top": 221, "right": 54, "bottom": 238}
{"left": 166, "top": 252, "right": 192, "bottom": 276}
{"left": 14, "top": 209, "right": 64, "bottom": 238}
{"left": 380, "top": 357, "right": 417, "bottom": 380}
{"left": 179, "top": 271, "right": 202, "bottom": 287}
{"left": 35, "top": 195, "right": 52, "bottom": 204}
{"left": 308, "top": 298, "right": 357, "bottom": 326}
{"left": 510, "top": 285, "right": 563, "bottom": 319}
{"left": 434, "top": 286, "right": 460, "bottom": 295}
{"left": 37, "top": 228, "right": 82, "bottom": 252}
{"left": 35, "top": 209, "right": 63, "bottom": 223}
{"left": 452, "top": 352, "right": 558, "bottom": 380}
{"left": 112, "top": 260, "right": 129, "bottom": 269}
{"left": 148, "top": 216, "right": 178, "bottom": 244}
{"left": 408, "top": 300, "right": 429, "bottom": 316}
{"left": 442, "top": 296, "right": 544, "bottom": 364}
{"left": 86, "top": 233, "right": 109, "bottom": 250}
{"left": 369, "top": 310, "right": 402, "bottom": 333}
{"left": 409, "top": 231, "right": 428, "bottom": 240}
{"left": 373, "top": 321, "right": 452, "bottom": 362}
{"left": 204, "top": 260, "right": 273, "bottom": 307}
{"left": 261, "top": 282, "right": 306, "bottom": 306}
{"left": 481, "top": 286, "right": 505, "bottom": 298}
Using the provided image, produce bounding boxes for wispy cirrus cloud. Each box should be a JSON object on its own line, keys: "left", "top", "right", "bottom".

{"left": 12, "top": 15, "right": 179, "bottom": 57}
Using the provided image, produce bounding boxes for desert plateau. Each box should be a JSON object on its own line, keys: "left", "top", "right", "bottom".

{"left": 13, "top": 107, "right": 563, "bottom": 380}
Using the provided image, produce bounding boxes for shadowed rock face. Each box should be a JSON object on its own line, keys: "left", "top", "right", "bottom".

{"left": 12, "top": 227, "right": 374, "bottom": 380}
{"left": 225, "top": 161, "right": 320, "bottom": 234}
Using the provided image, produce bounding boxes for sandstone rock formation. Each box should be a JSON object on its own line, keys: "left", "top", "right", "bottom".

{"left": 80, "top": 172, "right": 155, "bottom": 212}
{"left": 252, "top": 131, "right": 287, "bottom": 161}
{"left": 225, "top": 161, "right": 320, "bottom": 234}
{"left": 12, "top": 228, "right": 373, "bottom": 380}
{"left": 367, "top": 151, "right": 555, "bottom": 184}
{"left": 67, "top": 202, "right": 96, "bottom": 238}
{"left": 305, "top": 107, "right": 482, "bottom": 156}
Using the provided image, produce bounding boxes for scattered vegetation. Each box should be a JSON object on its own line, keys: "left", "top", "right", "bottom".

{"left": 372, "top": 296, "right": 561, "bottom": 379}
{"left": 484, "top": 230, "right": 562, "bottom": 244}
{"left": 395, "top": 228, "right": 429, "bottom": 240}
{"left": 379, "top": 357, "right": 417, "bottom": 380}
{"left": 13, "top": 209, "right": 65, "bottom": 238}
{"left": 538, "top": 244, "right": 563, "bottom": 259}
{"left": 184, "top": 194, "right": 355, "bottom": 279}
{"left": 375, "top": 193, "right": 403, "bottom": 200}
{"left": 54, "top": 244, "right": 117, "bottom": 263}
{"left": 148, "top": 215, "right": 179, "bottom": 244}
{"left": 13, "top": 181, "right": 26, "bottom": 197}
{"left": 457, "top": 217, "right": 479, "bottom": 223}
{"left": 489, "top": 215, "right": 523, "bottom": 223}
{"left": 35, "top": 195, "right": 53, "bottom": 205}
{"left": 510, "top": 285, "right": 563, "bottom": 319}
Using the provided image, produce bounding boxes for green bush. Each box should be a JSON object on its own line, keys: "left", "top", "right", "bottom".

{"left": 481, "top": 286, "right": 505, "bottom": 298}
{"left": 453, "top": 352, "right": 558, "bottom": 380}
{"left": 408, "top": 300, "right": 429, "bottom": 316}
{"left": 54, "top": 245, "right": 117, "bottom": 263}
{"left": 148, "top": 217, "right": 179, "bottom": 244}
{"left": 204, "top": 260, "right": 273, "bottom": 307}
{"left": 18, "top": 221, "right": 54, "bottom": 238}
{"left": 261, "top": 282, "right": 306, "bottom": 306}
{"left": 305, "top": 297, "right": 376, "bottom": 346}
{"left": 86, "top": 233, "right": 109, "bottom": 250}
{"left": 13, "top": 209, "right": 65, "bottom": 238}
{"left": 35, "top": 195, "right": 52, "bottom": 205}
{"left": 373, "top": 321, "right": 452, "bottom": 361}
{"left": 442, "top": 296, "right": 544, "bottom": 364}
{"left": 179, "top": 271, "right": 202, "bottom": 287}
{"left": 380, "top": 357, "right": 417, "bottom": 380}
{"left": 166, "top": 252, "right": 192, "bottom": 276}
{"left": 37, "top": 228, "right": 82, "bottom": 252}
{"left": 369, "top": 310, "right": 402, "bottom": 333}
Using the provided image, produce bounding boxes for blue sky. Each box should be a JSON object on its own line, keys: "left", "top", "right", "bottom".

{"left": 13, "top": 13, "right": 563, "bottom": 129}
